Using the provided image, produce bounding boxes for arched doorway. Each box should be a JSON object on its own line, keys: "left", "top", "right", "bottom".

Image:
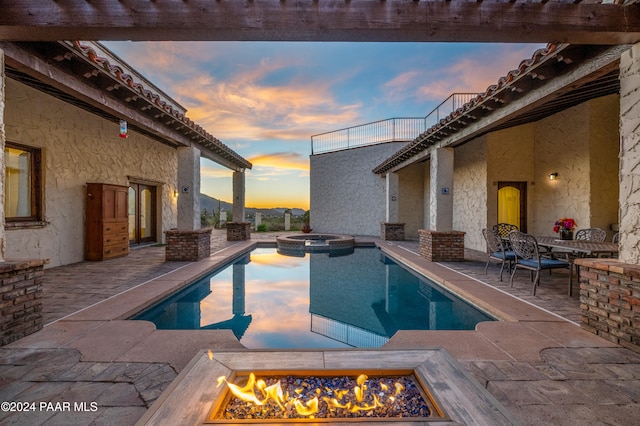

{"left": 497, "top": 182, "right": 527, "bottom": 233}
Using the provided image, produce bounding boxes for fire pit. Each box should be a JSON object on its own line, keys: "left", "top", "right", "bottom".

{"left": 212, "top": 371, "right": 435, "bottom": 421}
{"left": 137, "top": 349, "right": 517, "bottom": 425}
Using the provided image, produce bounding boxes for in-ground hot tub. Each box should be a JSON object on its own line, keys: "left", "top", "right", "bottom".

{"left": 276, "top": 234, "right": 355, "bottom": 256}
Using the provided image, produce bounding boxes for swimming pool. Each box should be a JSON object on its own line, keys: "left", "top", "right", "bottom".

{"left": 131, "top": 247, "right": 494, "bottom": 349}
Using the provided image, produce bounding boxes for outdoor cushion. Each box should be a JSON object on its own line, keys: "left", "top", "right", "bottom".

{"left": 518, "top": 258, "right": 568, "bottom": 269}
{"left": 491, "top": 250, "right": 516, "bottom": 259}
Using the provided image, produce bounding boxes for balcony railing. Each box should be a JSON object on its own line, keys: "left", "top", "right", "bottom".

{"left": 311, "top": 93, "right": 479, "bottom": 155}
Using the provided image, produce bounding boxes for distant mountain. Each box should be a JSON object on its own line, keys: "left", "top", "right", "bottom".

{"left": 200, "top": 194, "right": 306, "bottom": 217}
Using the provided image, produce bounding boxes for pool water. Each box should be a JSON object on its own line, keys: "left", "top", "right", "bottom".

{"left": 132, "top": 248, "right": 494, "bottom": 349}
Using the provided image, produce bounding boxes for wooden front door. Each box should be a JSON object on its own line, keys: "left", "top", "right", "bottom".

{"left": 497, "top": 181, "right": 527, "bottom": 233}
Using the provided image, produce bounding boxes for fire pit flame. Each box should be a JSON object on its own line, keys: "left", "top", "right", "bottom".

{"left": 216, "top": 372, "right": 427, "bottom": 419}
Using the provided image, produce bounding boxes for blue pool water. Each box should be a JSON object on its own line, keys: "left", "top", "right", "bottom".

{"left": 132, "top": 247, "right": 494, "bottom": 349}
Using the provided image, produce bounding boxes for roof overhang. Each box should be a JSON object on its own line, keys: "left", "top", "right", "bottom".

{"left": 373, "top": 43, "right": 627, "bottom": 175}
{"left": 0, "top": 1, "right": 639, "bottom": 44}
{"left": 1, "top": 41, "right": 252, "bottom": 171}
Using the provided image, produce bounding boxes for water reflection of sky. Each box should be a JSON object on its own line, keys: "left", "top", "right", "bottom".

{"left": 136, "top": 248, "right": 493, "bottom": 348}
{"left": 199, "top": 248, "right": 349, "bottom": 349}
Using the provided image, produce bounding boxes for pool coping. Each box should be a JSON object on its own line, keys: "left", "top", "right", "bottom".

{"left": 10, "top": 236, "right": 615, "bottom": 375}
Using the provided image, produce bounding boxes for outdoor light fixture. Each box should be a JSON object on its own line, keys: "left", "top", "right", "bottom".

{"left": 549, "top": 172, "right": 559, "bottom": 181}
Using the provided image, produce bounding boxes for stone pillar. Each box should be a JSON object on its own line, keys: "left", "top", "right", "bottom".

{"left": 164, "top": 228, "right": 211, "bottom": 261}
{"left": 177, "top": 146, "right": 201, "bottom": 231}
{"left": 419, "top": 229, "right": 465, "bottom": 262}
{"left": 619, "top": 42, "right": 640, "bottom": 265}
{"left": 232, "top": 263, "right": 246, "bottom": 316}
{"left": 232, "top": 171, "right": 245, "bottom": 223}
{"left": 577, "top": 258, "right": 640, "bottom": 353}
{"left": 382, "top": 172, "right": 404, "bottom": 239}
{"left": 0, "top": 50, "right": 6, "bottom": 261}
{"left": 386, "top": 172, "right": 399, "bottom": 223}
{"left": 255, "top": 212, "right": 262, "bottom": 229}
{"left": 169, "top": 147, "right": 210, "bottom": 260}
{"left": 429, "top": 147, "right": 454, "bottom": 231}
{"left": 0, "top": 259, "right": 47, "bottom": 346}
{"left": 284, "top": 213, "right": 291, "bottom": 231}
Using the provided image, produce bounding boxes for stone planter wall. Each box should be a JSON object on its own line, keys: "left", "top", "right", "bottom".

{"left": 1, "top": 259, "right": 47, "bottom": 346}
{"left": 165, "top": 228, "right": 212, "bottom": 261}
{"left": 418, "top": 230, "right": 465, "bottom": 262}
{"left": 227, "top": 222, "right": 251, "bottom": 241}
{"left": 380, "top": 223, "right": 405, "bottom": 241}
{"left": 577, "top": 258, "right": 640, "bottom": 353}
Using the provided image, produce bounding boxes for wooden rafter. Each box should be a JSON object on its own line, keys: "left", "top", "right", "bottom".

{"left": 0, "top": 1, "right": 638, "bottom": 44}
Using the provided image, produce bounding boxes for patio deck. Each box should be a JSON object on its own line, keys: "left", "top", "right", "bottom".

{"left": 1, "top": 230, "right": 639, "bottom": 425}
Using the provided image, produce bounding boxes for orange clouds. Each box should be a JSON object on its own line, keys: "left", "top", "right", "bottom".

{"left": 248, "top": 152, "right": 309, "bottom": 172}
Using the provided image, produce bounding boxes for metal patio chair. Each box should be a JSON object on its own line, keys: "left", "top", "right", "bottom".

{"left": 482, "top": 228, "right": 516, "bottom": 281}
{"left": 575, "top": 228, "right": 607, "bottom": 242}
{"left": 492, "top": 223, "right": 519, "bottom": 240}
{"left": 508, "top": 231, "right": 570, "bottom": 296}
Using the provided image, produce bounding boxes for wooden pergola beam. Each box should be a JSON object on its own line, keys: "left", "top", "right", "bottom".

{"left": 0, "top": 1, "right": 638, "bottom": 44}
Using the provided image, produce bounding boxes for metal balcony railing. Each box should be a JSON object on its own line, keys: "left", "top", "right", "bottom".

{"left": 310, "top": 93, "right": 479, "bottom": 155}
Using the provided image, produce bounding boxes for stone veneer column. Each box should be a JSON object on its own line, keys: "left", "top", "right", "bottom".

{"left": 0, "top": 49, "right": 5, "bottom": 261}
{"left": 381, "top": 171, "right": 404, "bottom": 240}
{"left": 228, "top": 171, "right": 249, "bottom": 241}
{"left": 577, "top": 258, "right": 640, "bottom": 353}
{"left": 177, "top": 146, "right": 201, "bottom": 231}
{"left": 232, "top": 171, "right": 245, "bottom": 223}
{"left": 386, "top": 172, "right": 399, "bottom": 223}
{"left": 619, "top": 42, "right": 640, "bottom": 265}
{"left": 0, "top": 259, "right": 47, "bottom": 346}
{"left": 167, "top": 147, "right": 210, "bottom": 261}
{"left": 429, "top": 147, "right": 454, "bottom": 231}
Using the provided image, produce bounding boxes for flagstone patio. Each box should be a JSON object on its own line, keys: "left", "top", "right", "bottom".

{"left": 0, "top": 229, "right": 639, "bottom": 425}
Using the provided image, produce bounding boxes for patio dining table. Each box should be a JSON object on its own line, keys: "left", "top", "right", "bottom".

{"left": 536, "top": 236, "right": 619, "bottom": 296}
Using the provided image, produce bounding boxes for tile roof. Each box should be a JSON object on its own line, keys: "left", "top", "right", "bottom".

{"left": 372, "top": 43, "right": 566, "bottom": 174}
{"left": 71, "top": 41, "right": 252, "bottom": 170}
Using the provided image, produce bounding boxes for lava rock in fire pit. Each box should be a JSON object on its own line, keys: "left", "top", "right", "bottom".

{"left": 216, "top": 374, "right": 431, "bottom": 420}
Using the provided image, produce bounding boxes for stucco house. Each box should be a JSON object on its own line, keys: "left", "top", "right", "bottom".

{"left": 311, "top": 42, "right": 629, "bottom": 260}
{"left": 0, "top": 41, "right": 251, "bottom": 268}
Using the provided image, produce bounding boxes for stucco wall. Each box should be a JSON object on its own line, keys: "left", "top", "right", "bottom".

{"left": 310, "top": 142, "right": 407, "bottom": 236}
{"left": 398, "top": 162, "right": 425, "bottom": 239}
{"left": 4, "top": 79, "right": 178, "bottom": 267}
{"left": 486, "top": 125, "right": 535, "bottom": 232}
{"left": 620, "top": 43, "right": 640, "bottom": 264}
{"left": 588, "top": 95, "right": 620, "bottom": 240}
{"left": 453, "top": 139, "right": 488, "bottom": 251}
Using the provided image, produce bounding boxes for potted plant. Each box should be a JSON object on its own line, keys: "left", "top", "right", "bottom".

{"left": 301, "top": 210, "right": 312, "bottom": 233}
{"left": 553, "top": 217, "right": 577, "bottom": 240}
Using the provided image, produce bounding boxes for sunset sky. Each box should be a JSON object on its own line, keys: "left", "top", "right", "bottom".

{"left": 103, "top": 41, "right": 543, "bottom": 210}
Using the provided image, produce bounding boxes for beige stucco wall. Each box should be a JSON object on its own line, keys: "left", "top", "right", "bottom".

{"left": 0, "top": 50, "right": 5, "bottom": 260}
{"left": 398, "top": 162, "right": 424, "bottom": 238}
{"left": 310, "top": 142, "right": 407, "bottom": 236}
{"left": 486, "top": 125, "right": 535, "bottom": 234}
{"left": 453, "top": 139, "right": 488, "bottom": 251}
{"left": 4, "top": 79, "right": 178, "bottom": 267}
{"left": 532, "top": 95, "right": 618, "bottom": 240}
{"left": 454, "top": 95, "right": 619, "bottom": 251}
{"left": 619, "top": 42, "right": 640, "bottom": 264}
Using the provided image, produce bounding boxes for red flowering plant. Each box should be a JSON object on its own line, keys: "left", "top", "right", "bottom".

{"left": 553, "top": 217, "right": 577, "bottom": 233}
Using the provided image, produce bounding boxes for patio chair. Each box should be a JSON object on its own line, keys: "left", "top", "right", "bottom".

{"left": 612, "top": 232, "right": 619, "bottom": 244}
{"left": 575, "top": 228, "right": 607, "bottom": 242}
{"left": 492, "top": 223, "right": 519, "bottom": 240}
{"left": 508, "top": 231, "right": 570, "bottom": 296}
{"left": 482, "top": 228, "right": 516, "bottom": 281}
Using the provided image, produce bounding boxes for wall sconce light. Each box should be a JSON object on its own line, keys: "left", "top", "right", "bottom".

{"left": 549, "top": 172, "right": 559, "bottom": 181}
{"left": 174, "top": 190, "right": 179, "bottom": 198}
